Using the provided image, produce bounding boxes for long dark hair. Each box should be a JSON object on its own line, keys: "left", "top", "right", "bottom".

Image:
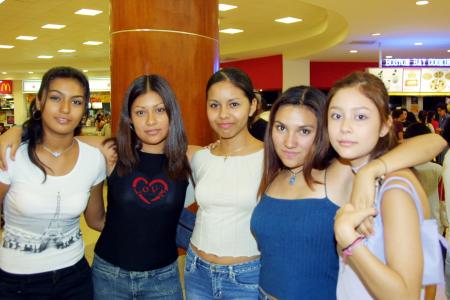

{"left": 115, "top": 74, "right": 191, "bottom": 181}
{"left": 22, "top": 66, "right": 90, "bottom": 179}
{"left": 258, "top": 86, "right": 332, "bottom": 196}
{"left": 326, "top": 71, "right": 398, "bottom": 160}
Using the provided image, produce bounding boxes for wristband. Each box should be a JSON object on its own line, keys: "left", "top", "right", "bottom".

{"left": 342, "top": 235, "right": 365, "bottom": 264}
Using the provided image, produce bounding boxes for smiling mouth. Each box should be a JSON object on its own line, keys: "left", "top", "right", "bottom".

{"left": 56, "top": 117, "right": 70, "bottom": 124}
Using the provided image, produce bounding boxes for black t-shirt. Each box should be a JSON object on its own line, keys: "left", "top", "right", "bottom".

{"left": 94, "top": 151, "right": 188, "bottom": 271}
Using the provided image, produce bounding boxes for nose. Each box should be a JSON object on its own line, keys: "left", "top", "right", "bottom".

{"left": 146, "top": 110, "right": 156, "bottom": 125}
{"left": 340, "top": 117, "right": 352, "bottom": 133}
{"left": 59, "top": 99, "right": 70, "bottom": 114}
{"left": 218, "top": 106, "right": 229, "bottom": 119}
{"left": 284, "top": 131, "right": 296, "bottom": 149}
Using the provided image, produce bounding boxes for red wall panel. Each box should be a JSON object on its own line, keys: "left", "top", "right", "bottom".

{"left": 310, "top": 61, "right": 378, "bottom": 89}
{"left": 220, "top": 55, "right": 283, "bottom": 90}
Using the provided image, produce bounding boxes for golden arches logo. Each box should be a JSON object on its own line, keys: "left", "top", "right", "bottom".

{"left": 0, "top": 82, "right": 12, "bottom": 93}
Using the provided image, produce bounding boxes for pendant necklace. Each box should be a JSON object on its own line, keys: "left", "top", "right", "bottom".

{"left": 287, "top": 167, "right": 303, "bottom": 185}
{"left": 221, "top": 145, "right": 246, "bottom": 161}
{"left": 42, "top": 139, "right": 75, "bottom": 158}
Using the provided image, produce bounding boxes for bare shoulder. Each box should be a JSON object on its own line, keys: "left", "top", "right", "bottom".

{"left": 187, "top": 145, "right": 203, "bottom": 162}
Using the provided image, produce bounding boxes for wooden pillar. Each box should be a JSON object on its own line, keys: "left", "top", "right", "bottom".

{"left": 110, "top": 0, "right": 218, "bottom": 145}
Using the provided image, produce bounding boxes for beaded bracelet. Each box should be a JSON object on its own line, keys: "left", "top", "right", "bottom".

{"left": 342, "top": 235, "right": 365, "bottom": 264}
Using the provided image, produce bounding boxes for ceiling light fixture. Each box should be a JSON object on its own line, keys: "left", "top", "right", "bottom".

{"left": 0, "top": 45, "right": 14, "bottom": 49}
{"left": 349, "top": 50, "right": 358, "bottom": 53}
{"left": 275, "top": 17, "right": 303, "bottom": 24}
{"left": 447, "top": 50, "right": 450, "bottom": 53}
{"left": 218, "top": 4, "right": 237, "bottom": 11}
{"left": 386, "top": 55, "right": 393, "bottom": 58}
{"left": 37, "top": 55, "right": 53, "bottom": 59}
{"left": 83, "top": 41, "right": 103, "bottom": 45}
{"left": 0, "top": 1, "right": 5, "bottom": 4}
{"left": 83, "top": 70, "right": 88, "bottom": 73}
{"left": 416, "top": 0, "right": 430, "bottom": 5}
{"left": 42, "top": 24, "right": 66, "bottom": 29}
{"left": 1, "top": 72, "right": 6, "bottom": 75}
{"left": 414, "top": 42, "right": 423, "bottom": 46}
{"left": 219, "top": 28, "right": 243, "bottom": 34}
{"left": 16, "top": 36, "right": 37, "bottom": 40}
{"left": 28, "top": 71, "right": 34, "bottom": 74}
{"left": 371, "top": 33, "right": 381, "bottom": 36}
{"left": 75, "top": 9, "right": 103, "bottom": 16}
{"left": 58, "top": 49, "right": 76, "bottom": 53}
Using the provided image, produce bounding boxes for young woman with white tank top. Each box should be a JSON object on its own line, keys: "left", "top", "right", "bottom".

{"left": 184, "top": 68, "right": 263, "bottom": 299}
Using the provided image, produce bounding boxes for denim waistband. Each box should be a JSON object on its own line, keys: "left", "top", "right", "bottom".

{"left": 0, "top": 257, "right": 89, "bottom": 284}
{"left": 187, "top": 245, "right": 260, "bottom": 273}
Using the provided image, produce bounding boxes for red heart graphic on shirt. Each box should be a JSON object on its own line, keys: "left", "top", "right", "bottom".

{"left": 132, "top": 177, "right": 169, "bottom": 204}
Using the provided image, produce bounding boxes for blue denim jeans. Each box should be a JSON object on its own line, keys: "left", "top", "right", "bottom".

{"left": 92, "top": 254, "right": 182, "bottom": 300}
{"left": 0, "top": 257, "right": 92, "bottom": 300}
{"left": 184, "top": 245, "right": 260, "bottom": 300}
{"left": 445, "top": 249, "right": 450, "bottom": 299}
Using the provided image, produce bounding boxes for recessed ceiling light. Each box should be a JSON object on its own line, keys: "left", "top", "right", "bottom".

{"left": 386, "top": 55, "right": 393, "bottom": 59}
{"left": 349, "top": 50, "right": 358, "bottom": 53}
{"left": 414, "top": 42, "right": 423, "bottom": 46}
{"left": 416, "top": 0, "right": 430, "bottom": 5}
{"left": 83, "top": 41, "right": 103, "bottom": 45}
{"left": 275, "top": 17, "right": 303, "bottom": 24}
{"left": 58, "top": 49, "right": 76, "bottom": 53}
{"left": 0, "top": 45, "right": 14, "bottom": 49}
{"left": 42, "top": 24, "right": 66, "bottom": 29}
{"left": 219, "top": 28, "right": 243, "bottom": 34}
{"left": 447, "top": 50, "right": 450, "bottom": 53}
{"left": 218, "top": 4, "right": 237, "bottom": 11}
{"left": 371, "top": 33, "right": 381, "bottom": 36}
{"left": 75, "top": 8, "right": 103, "bottom": 16}
{"left": 28, "top": 71, "right": 34, "bottom": 74}
{"left": 37, "top": 55, "right": 53, "bottom": 59}
{"left": 1, "top": 72, "right": 6, "bottom": 75}
{"left": 16, "top": 36, "right": 37, "bottom": 40}
{"left": 83, "top": 70, "right": 88, "bottom": 73}
{"left": 0, "top": 1, "right": 5, "bottom": 4}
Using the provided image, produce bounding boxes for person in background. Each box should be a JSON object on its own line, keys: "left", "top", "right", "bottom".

{"left": 185, "top": 67, "right": 263, "bottom": 299}
{"left": 332, "top": 72, "right": 436, "bottom": 299}
{"left": 100, "top": 113, "right": 111, "bottom": 138}
{"left": 429, "top": 111, "right": 440, "bottom": 132}
{"left": 0, "top": 66, "right": 106, "bottom": 299}
{"left": 437, "top": 103, "right": 449, "bottom": 135}
{"left": 392, "top": 109, "right": 405, "bottom": 142}
{"left": 418, "top": 110, "right": 435, "bottom": 134}
{"left": 249, "top": 91, "right": 270, "bottom": 141}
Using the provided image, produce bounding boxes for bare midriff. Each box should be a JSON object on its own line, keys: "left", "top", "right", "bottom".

{"left": 190, "top": 243, "right": 260, "bottom": 265}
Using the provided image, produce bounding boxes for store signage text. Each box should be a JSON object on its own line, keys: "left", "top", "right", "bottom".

{"left": 0, "top": 80, "right": 13, "bottom": 94}
{"left": 384, "top": 58, "right": 450, "bottom": 67}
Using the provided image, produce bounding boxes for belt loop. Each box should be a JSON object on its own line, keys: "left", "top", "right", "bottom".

{"left": 228, "top": 265, "right": 234, "bottom": 279}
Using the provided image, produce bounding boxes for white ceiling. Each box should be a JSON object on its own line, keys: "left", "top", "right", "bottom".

{"left": 0, "top": 0, "right": 448, "bottom": 79}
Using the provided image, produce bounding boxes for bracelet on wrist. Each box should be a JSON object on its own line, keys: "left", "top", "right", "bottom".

{"left": 342, "top": 235, "right": 365, "bottom": 264}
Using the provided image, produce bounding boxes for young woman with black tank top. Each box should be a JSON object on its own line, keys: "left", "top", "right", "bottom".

{"left": 90, "top": 75, "right": 193, "bottom": 299}
{"left": 251, "top": 85, "right": 446, "bottom": 299}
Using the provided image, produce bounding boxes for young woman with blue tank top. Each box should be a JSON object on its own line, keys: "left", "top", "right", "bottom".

{"left": 184, "top": 67, "right": 264, "bottom": 299}
{"left": 0, "top": 66, "right": 106, "bottom": 299}
{"left": 331, "top": 72, "right": 442, "bottom": 299}
{"left": 251, "top": 84, "right": 446, "bottom": 300}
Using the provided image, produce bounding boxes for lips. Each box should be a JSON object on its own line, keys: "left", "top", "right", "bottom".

{"left": 282, "top": 150, "right": 299, "bottom": 159}
{"left": 217, "top": 123, "right": 233, "bottom": 129}
{"left": 55, "top": 117, "right": 70, "bottom": 124}
{"left": 338, "top": 140, "right": 357, "bottom": 147}
{"left": 144, "top": 129, "right": 161, "bottom": 136}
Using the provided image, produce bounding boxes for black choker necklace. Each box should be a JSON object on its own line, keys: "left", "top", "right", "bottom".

{"left": 287, "top": 167, "right": 303, "bottom": 185}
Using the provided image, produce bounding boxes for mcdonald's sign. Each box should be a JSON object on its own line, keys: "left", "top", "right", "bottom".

{"left": 0, "top": 80, "right": 12, "bottom": 94}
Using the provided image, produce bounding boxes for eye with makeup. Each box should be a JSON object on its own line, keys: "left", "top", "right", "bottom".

{"left": 208, "top": 101, "right": 219, "bottom": 109}
{"left": 71, "top": 97, "right": 84, "bottom": 106}
{"left": 134, "top": 109, "right": 146, "bottom": 117}
{"left": 229, "top": 101, "right": 240, "bottom": 109}
{"left": 299, "top": 128, "right": 312, "bottom": 136}
{"left": 274, "top": 123, "right": 286, "bottom": 133}
{"left": 155, "top": 106, "right": 166, "bottom": 114}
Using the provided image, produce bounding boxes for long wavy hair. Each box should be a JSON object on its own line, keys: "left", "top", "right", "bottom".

{"left": 115, "top": 74, "right": 191, "bottom": 181}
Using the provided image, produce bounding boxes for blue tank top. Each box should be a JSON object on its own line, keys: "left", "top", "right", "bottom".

{"left": 251, "top": 192, "right": 339, "bottom": 299}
